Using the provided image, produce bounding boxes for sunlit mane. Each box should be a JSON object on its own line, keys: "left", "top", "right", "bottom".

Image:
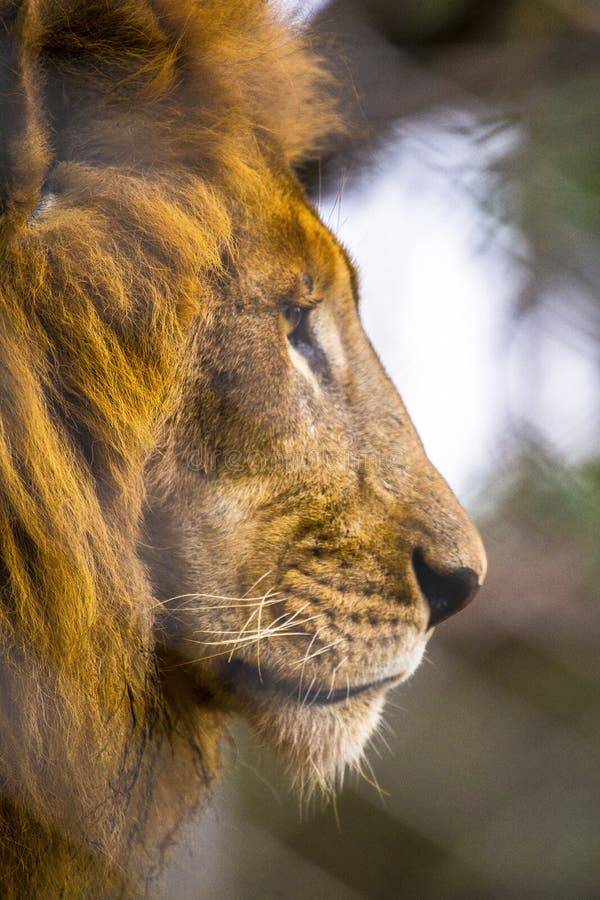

{"left": 0, "top": 1, "right": 337, "bottom": 893}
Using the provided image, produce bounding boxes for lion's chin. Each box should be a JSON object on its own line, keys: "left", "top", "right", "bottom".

{"left": 246, "top": 689, "right": 388, "bottom": 798}
{"left": 204, "top": 638, "right": 429, "bottom": 797}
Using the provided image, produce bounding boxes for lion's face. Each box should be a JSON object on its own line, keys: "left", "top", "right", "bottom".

{"left": 146, "top": 173, "right": 486, "bottom": 793}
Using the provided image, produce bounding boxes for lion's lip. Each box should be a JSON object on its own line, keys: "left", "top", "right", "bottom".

{"left": 220, "top": 659, "right": 403, "bottom": 706}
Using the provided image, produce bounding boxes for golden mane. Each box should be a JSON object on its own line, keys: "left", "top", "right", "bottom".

{"left": 0, "top": 0, "right": 337, "bottom": 893}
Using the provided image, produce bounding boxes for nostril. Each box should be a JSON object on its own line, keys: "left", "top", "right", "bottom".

{"left": 412, "top": 547, "right": 480, "bottom": 628}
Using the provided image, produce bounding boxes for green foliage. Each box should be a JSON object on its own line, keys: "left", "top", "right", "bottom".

{"left": 488, "top": 452, "right": 600, "bottom": 586}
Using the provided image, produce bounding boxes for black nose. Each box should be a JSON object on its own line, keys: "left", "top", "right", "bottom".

{"left": 412, "top": 548, "right": 480, "bottom": 628}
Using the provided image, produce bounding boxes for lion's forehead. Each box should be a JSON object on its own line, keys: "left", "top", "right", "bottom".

{"left": 233, "top": 188, "right": 353, "bottom": 302}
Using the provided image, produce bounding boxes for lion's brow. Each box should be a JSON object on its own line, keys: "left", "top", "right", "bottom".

{"left": 337, "top": 243, "right": 361, "bottom": 307}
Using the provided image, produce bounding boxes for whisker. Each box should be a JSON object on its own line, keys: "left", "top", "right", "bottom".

{"left": 369, "top": 741, "right": 383, "bottom": 760}
{"left": 290, "top": 638, "right": 345, "bottom": 668}
{"left": 379, "top": 718, "right": 397, "bottom": 740}
{"left": 301, "top": 676, "right": 316, "bottom": 708}
{"left": 309, "top": 758, "right": 326, "bottom": 792}
{"left": 153, "top": 590, "right": 282, "bottom": 609}
{"left": 227, "top": 600, "right": 262, "bottom": 663}
{"left": 184, "top": 631, "right": 311, "bottom": 647}
{"left": 373, "top": 729, "right": 393, "bottom": 755}
{"left": 327, "top": 656, "right": 348, "bottom": 699}
{"left": 190, "top": 610, "right": 321, "bottom": 643}
{"left": 189, "top": 623, "right": 302, "bottom": 636}
{"left": 365, "top": 756, "right": 390, "bottom": 803}
{"left": 242, "top": 569, "right": 274, "bottom": 598}
{"left": 269, "top": 601, "right": 309, "bottom": 629}
{"left": 237, "top": 761, "right": 282, "bottom": 804}
{"left": 354, "top": 756, "right": 390, "bottom": 803}
{"left": 174, "top": 629, "right": 314, "bottom": 665}
{"left": 331, "top": 791, "right": 341, "bottom": 833}
{"left": 256, "top": 588, "right": 268, "bottom": 681}
{"left": 225, "top": 588, "right": 287, "bottom": 663}
{"left": 297, "top": 627, "right": 321, "bottom": 701}
{"left": 384, "top": 698, "right": 407, "bottom": 713}
{"left": 169, "top": 597, "right": 285, "bottom": 613}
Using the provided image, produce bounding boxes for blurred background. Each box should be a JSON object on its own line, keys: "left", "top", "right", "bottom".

{"left": 159, "top": 1, "right": 599, "bottom": 896}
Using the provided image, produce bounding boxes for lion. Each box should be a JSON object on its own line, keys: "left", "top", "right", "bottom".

{"left": 0, "top": 0, "right": 486, "bottom": 895}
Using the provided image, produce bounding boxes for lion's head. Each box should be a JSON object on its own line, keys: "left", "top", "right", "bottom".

{"left": 144, "top": 166, "right": 486, "bottom": 793}
{"left": 0, "top": 0, "right": 485, "bottom": 892}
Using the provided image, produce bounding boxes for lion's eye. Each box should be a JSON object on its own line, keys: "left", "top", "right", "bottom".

{"left": 283, "top": 304, "right": 310, "bottom": 345}
{"left": 282, "top": 302, "right": 328, "bottom": 375}
{"left": 283, "top": 304, "right": 304, "bottom": 336}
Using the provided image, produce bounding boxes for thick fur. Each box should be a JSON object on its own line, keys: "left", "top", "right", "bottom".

{"left": 0, "top": 1, "right": 486, "bottom": 896}
{"left": 0, "top": 1, "right": 338, "bottom": 895}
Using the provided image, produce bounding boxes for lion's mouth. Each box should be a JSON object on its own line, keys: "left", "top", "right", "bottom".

{"left": 219, "top": 658, "right": 403, "bottom": 707}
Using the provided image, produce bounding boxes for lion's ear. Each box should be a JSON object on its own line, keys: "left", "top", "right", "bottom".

{"left": 0, "top": 1, "right": 50, "bottom": 237}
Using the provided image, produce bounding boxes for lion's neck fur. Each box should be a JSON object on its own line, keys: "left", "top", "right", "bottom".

{"left": 0, "top": 0, "right": 338, "bottom": 893}
{"left": 0, "top": 177, "right": 224, "bottom": 895}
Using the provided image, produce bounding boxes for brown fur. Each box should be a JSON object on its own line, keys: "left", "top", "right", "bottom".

{"left": 0, "top": 1, "right": 485, "bottom": 896}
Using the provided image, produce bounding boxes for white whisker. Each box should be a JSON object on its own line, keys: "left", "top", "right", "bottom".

{"left": 327, "top": 656, "right": 348, "bottom": 699}
{"left": 242, "top": 569, "right": 274, "bottom": 598}
{"left": 297, "top": 627, "right": 321, "bottom": 700}
{"left": 185, "top": 631, "right": 311, "bottom": 647}
{"left": 290, "top": 638, "right": 345, "bottom": 668}
{"left": 301, "top": 676, "right": 316, "bottom": 707}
